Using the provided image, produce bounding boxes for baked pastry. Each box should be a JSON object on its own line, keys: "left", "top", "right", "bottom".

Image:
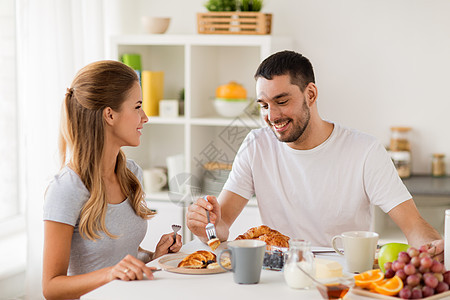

{"left": 207, "top": 237, "right": 221, "bottom": 251}
{"left": 235, "top": 225, "right": 290, "bottom": 248}
{"left": 177, "top": 250, "right": 217, "bottom": 269}
{"left": 207, "top": 257, "right": 231, "bottom": 269}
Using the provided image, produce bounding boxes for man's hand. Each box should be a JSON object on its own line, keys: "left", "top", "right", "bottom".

{"left": 186, "top": 195, "right": 221, "bottom": 242}
{"left": 424, "top": 239, "right": 444, "bottom": 263}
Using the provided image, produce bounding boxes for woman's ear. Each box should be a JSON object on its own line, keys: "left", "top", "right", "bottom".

{"left": 103, "top": 107, "right": 115, "bottom": 126}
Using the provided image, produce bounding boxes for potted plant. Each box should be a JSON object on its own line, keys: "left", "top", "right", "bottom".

{"left": 199, "top": 0, "right": 271, "bottom": 35}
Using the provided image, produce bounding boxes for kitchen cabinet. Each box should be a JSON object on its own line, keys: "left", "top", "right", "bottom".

{"left": 372, "top": 175, "right": 450, "bottom": 245}
{"left": 110, "top": 34, "right": 292, "bottom": 242}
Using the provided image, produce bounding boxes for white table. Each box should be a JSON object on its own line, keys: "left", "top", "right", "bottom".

{"left": 81, "top": 239, "right": 375, "bottom": 300}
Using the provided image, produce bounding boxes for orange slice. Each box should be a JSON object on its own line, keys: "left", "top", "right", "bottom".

{"left": 354, "top": 269, "right": 385, "bottom": 289}
{"left": 373, "top": 275, "right": 403, "bottom": 296}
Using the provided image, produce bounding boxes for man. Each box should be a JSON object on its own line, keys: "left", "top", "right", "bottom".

{"left": 187, "top": 50, "right": 443, "bottom": 260}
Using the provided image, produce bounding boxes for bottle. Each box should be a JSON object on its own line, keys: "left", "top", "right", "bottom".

{"left": 445, "top": 209, "right": 450, "bottom": 271}
{"left": 284, "top": 239, "right": 315, "bottom": 289}
{"left": 432, "top": 153, "right": 446, "bottom": 177}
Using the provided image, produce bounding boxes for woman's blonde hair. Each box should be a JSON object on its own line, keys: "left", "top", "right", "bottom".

{"left": 59, "top": 60, "right": 155, "bottom": 240}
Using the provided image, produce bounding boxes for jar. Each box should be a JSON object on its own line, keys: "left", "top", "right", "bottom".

{"left": 389, "top": 151, "right": 411, "bottom": 178}
{"left": 390, "top": 127, "right": 412, "bottom": 151}
{"left": 283, "top": 239, "right": 315, "bottom": 289}
{"left": 432, "top": 153, "right": 446, "bottom": 177}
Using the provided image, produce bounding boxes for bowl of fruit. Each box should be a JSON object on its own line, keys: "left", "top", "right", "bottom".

{"left": 354, "top": 243, "right": 449, "bottom": 299}
{"left": 213, "top": 81, "right": 249, "bottom": 118}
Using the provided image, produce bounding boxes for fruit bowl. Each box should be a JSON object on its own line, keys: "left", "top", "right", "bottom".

{"left": 213, "top": 98, "right": 249, "bottom": 118}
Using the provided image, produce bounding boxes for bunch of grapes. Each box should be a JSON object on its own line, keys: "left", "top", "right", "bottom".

{"left": 383, "top": 245, "right": 449, "bottom": 299}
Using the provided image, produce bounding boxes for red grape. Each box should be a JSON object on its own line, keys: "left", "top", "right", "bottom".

{"left": 444, "top": 271, "right": 450, "bottom": 285}
{"left": 384, "top": 261, "right": 393, "bottom": 271}
{"left": 396, "top": 269, "right": 407, "bottom": 281}
{"left": 398, "top": 251, "right": 411, "bottom": 264}
{"left": 419, "top": 265, "right": 430, "bottom": 274}
{"left": 425, "top": 274, "right": 439, "bottom": 288}
{"left": 421, "top": 256, "right": 433, "bottom": 269}
{"left": 399, "top": 287, "right": 412, "bottom": 299}
{"left": 422, "top": 285, "right": 435, "bottom": 297}
{"left": 430, "top": 260, "right": 444, "bottom": 273}
{"left": 434, "top": 272, "right": 444, "bottom": 282}
{"left": 406, "top": 274, "right": 420, "bottom": 287}
{"left": 436, "top": 281, "right": 449, "bottom": 293}
{"left": 411, "top": 287, "right": 422, "bottom": 299}
{"left": 419, "top": 244, "right": 430, "bottom": 253}
{"left": 393, "top": 260, "right": 406, "bottom": 271}
{"left": 385, "top": 268, "right": 395, "bottom": 278}
{"left": 410, "top": 256, "right": 420, "bottom": 268}
{"left": 404, "top": 263, "right": 416, "bottom": 276}
{"left": 407, "top": 247, "right": 420, "bottom": 258}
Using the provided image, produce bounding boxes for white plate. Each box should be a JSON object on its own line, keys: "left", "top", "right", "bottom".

{"left": 158, "top": 252, "right": 228, "bottom": 275}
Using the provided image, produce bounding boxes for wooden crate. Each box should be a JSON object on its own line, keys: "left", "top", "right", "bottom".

{"left": 197, "top": 12, "right": 272, "bottom": 35}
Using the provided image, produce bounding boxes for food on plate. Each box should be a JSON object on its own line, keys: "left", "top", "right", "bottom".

{"left": 372, "top": 275, "right": 404, "bottom": 296}
{"left": 356, "top": 245, "right": 449, "bottom": 298}
{"left": 314, "top": 258, "right": 343, "bottom": 279}
{"left": 354, "top": 269, "right": 385, "bottom": 289}
{"left": 378, "top": 242, "right": 410, "bottom": 272}
{"left": 207, "top": 237, "right": 221, "bottom": 251}
{"left": 177, "top": 250, "right": 216, "bottom": 269}
{"left": 206, "top": 257, "right": 231, "bottom": 270}
{"left": 235, "top": 225, "right": 290, "bottom": 248}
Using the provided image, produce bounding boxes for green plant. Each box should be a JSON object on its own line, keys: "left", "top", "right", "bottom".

{"left": 239, "top": 0, "right": 263, "bottom": 11}
{"left": 204, "top": 0, "right": 237, "bottom": 11}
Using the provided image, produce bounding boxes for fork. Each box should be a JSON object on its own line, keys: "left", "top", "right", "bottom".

{"left": 171, "top": 224, "right": 181, "bottom": 245}
{"left": 204, "top": 196, "right": 217, "bottom": 240}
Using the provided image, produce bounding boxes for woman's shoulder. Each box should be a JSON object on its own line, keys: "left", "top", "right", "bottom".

{"left": 126, "top": 158, "right": 142, "bottom": 175}
{"left": 46, "top": 166, "right": 88, "bottom": 195}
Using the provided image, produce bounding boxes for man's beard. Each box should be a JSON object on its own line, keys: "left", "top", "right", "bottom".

{"left": 270, "top": 100, "right": 310, "bottom": 143}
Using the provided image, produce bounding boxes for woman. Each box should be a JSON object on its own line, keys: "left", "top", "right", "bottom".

{"left": 42, "top": 60, "right": 182, "bottom": 299}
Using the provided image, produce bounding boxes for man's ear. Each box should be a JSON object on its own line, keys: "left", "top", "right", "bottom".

{"left": 103, "top": 107, "right": 115, "bottom": 126}
{"left": 305, "top": 82, "right": 318, "bottom": 106}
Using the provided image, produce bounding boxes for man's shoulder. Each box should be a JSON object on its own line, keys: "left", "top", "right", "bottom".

{"left": 334, "top": 123, "right": 379, "bottom": 146}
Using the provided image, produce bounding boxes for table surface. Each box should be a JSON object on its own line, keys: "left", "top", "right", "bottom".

{"left": 81, "top": 239, "right": 378, "bottom": 300}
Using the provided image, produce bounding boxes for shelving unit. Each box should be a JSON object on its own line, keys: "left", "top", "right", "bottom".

{"left": 110, "top": 34, "right": 293, "bottom": 242}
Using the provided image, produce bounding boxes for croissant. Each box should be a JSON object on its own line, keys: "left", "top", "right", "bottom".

{"left": 235, "top": 225, "right": 290, "bottom": 248}
{"left": 177, "top": 250, "right": 217, "bottom": 269}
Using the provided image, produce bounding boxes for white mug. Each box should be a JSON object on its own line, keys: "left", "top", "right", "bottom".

{"left": 143, "top": 168, "right": 167, "bottom": 193}
{"left": 331, "top": 231, "right": 379, "bottom": 273}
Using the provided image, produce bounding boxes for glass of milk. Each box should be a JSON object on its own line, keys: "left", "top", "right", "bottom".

{"left": 284, "top": 239, "right": 315, "bottom": 289}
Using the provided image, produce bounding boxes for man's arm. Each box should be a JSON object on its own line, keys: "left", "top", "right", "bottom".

{"left": 388, "top": 198, "right": 444, "bottom": 260}
{"left": 186, "top": 190, "right": 248, "bottom": 243}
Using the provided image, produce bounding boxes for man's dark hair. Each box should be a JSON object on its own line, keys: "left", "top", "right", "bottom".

{"left": 254, "top": 50, "right": 315, "bottom": 92}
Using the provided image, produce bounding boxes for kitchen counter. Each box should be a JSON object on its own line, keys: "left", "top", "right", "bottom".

{"left": 402, "top": 174, "right": 450, "bottom": 197}
{"left": 81, "top": 239, "right": 376, "bottom": 300}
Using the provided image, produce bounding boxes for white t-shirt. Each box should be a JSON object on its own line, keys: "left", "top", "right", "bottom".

{"left": 43, "top": 159, "right": 148, "bottom": 275}
{"left": 223, "top": 122, "right": 411, "bottom": 246}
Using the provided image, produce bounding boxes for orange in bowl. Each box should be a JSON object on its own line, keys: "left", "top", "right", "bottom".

{"left": 354, "top": 269, "right": 384, "bottom": 289}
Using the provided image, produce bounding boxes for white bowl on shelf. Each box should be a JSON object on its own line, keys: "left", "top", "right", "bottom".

{"left": 141, "top": 17, "right": 171, "bottom": 34}
{"left": 213, "top": 98, "right": 249, "bottom": 118}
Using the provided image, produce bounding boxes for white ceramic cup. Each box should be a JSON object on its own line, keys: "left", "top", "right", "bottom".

{"left": 218, "top": 240, "right": 266, "bottom": 284}
{"left": 166, "top": 154, "right": 185, "bottom": 193}
{"left": 331, "top": 231, "right": 379, "bottom": 273}
{"left": 143, "top": 168, "right": 167, "bottom": 193}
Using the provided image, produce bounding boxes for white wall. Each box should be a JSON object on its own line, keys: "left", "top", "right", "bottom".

{"left": 134, "top": 0, "right": 450, "bottom": 174}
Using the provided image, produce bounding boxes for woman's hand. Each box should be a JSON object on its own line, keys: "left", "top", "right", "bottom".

{"left": 108, "top": 254, "right": 157, "bottom": 281}
{"left": 153, "top": 232, "right": 182, "bottom": 260}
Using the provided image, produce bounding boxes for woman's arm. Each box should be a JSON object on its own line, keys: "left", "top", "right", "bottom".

{"left": 42, "top": 221, "right": 155, "bottom": 300}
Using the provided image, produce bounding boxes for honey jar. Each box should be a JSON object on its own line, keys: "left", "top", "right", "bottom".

{"left": 432, "top": 153, "right": 446, "bottom": 177}
{"left": 390, "top": 127, "right": 412, "bottom": 151}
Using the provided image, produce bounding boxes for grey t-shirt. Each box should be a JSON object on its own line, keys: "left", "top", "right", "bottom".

{"left": 43, "top": 159, "right": 147, "bottom": 276}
